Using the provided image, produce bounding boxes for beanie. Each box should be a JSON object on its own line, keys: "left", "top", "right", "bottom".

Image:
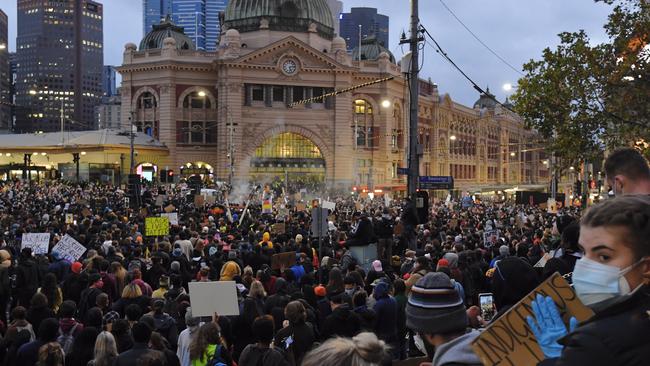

{"left": 499, "top": 245, "right": 510, "bottom": 256}
{"left": 406, "top": 272, "right": 468, "bottom": 334}
{"left": 170, "top": 261, "right": 180, "bottom": 272}
{"left": 71, "top": 261, "right": 83, "bottom": 274}
{"left": 314, "top": 285, "right": 326, "bottom": 297}
{"left": 437, "top": 258, "right": 449, "bottom": 268}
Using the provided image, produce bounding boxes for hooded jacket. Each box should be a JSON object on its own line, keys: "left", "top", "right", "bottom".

{"left": 258, "top": 232, "right": 274, "bottom": 249}
{"left": 431, "top": 329, "right": 482, "bottom": 366}
{"left": 321, "top": 304, "right": 362, "bottom": 340}
{"left": 373, "top": 282, "right": 398, "bottom": 342}
{"left": 219, "top": 260, "right": 241, "bottom": 281}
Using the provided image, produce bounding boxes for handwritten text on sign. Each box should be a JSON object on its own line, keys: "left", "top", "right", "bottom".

{"left": 21, "top": 233, "right": 51, "bottom": 254}
{"left": 470, "top": 273, "right": 594, "bottom": 366}
{"left": 52, "top": 235, "right": 86, "bottom": 263}
{"left": 145, "top": 216, "right": 170, "bottom": 236}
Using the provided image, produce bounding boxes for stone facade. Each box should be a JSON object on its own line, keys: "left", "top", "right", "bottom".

{"left": 118, "top": 17, "right": 548, "bottom": 193}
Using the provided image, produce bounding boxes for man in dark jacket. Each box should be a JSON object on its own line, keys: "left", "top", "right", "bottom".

{"left": 374, "top": 209, "right": 395, "bottom": 261}
{"left": 114, "top": 322, "right": 165, "bottom": 366}
{"left": 15, "top": 318, "right": 59, "bottom": 366}
{"left": 401, "top": 198, "right": 419, "bottom": 251}
{"left": 373, "top": 281, "right": 398, "bottom": 346}
{"left": 321, "top": 291, "right": 361, "bottom": 340}
{"left": 14, "top": 248, "right": 39, "bottom": 307}
{"left": 77, "top": 272, "right": 104, "bottom": 321}
{"left": 346, "top": 212, "right": 374, "bottom": 247}
{"left": 47, "top": 251, "right": 70, "bottom": 284}
{"left": 143, "top": 299, "right": 179, "bottom": 350}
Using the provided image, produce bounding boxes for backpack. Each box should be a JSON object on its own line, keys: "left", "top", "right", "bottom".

{"left": 57, "top": 323, "right": 78, "bottom": 354}
{"left": 207, "top": 345, "right": 227, "bottom": 366}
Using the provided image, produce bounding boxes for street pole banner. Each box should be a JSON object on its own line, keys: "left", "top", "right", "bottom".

{"left": 188, "top": 281, "right": 240, "bottom": 317}
{"left": 21, "top": 233, "right": 51, "bottom": 254}
{"left": 52, "top": 235, "right": 87, "bottom": 262}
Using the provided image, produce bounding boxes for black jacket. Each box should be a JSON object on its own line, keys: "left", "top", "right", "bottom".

{"left": 113, "top": 343, "right": 166, "bottom": 366}
{"left": 540, "top": 285, "right": 650, "bottom": 366}
{"left": 321, "top": 304, "right": 361, "bottom": 340}
{"left": 15, "top": 259, "right": 39, "bottom": 306}
{"left": 346, "top": 217, "right": 374, "bottom": 247}
{"left": 374, "top": 217, "right": 394, "bottom": 239}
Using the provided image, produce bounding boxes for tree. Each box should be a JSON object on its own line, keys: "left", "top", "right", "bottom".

{"left": 511, "top": 0, "right": 650, "bottom": 163}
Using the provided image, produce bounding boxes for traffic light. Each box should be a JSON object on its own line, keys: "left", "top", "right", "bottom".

{"left": 574, "top": 180, "right": 582, "bottom": 196}
{"left": 127, "top": 174, "right": 142, "bottom": 208}
{"left": 167, "top": 170, "right": 174, "bottom": 183}
{"left": 159, "top": 169, "right": 167, "bottom": 182}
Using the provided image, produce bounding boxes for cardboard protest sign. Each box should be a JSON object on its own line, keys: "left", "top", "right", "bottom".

{"left": 471, "top": 273, "right": 594, "bottom": 366}
{"left": 52, "top": 235, "right": 86, "bottom": 262}
{"left": 161, "top": 212, "right": 179, "bottom": 226}
{"left": 483, "top": 229, "right": 500, "bottom": 247}
{"left": 206, "top": 195, "right": 216, "bottom": 204}
{"left": 155, "top": 195, "right": 165, "bottom": 206}
{"left": 271, "top": 251, "right": 297, "bottom": 270}
{"left": 65, "top": 214, "right": 74, "bottom": 224}
{"left": 188, "top": 281, "right": 240, "bottom": 317}
{"left": 271, "top": 222, "right": 286, "bottom": 235}
{"left": 164, "top": 204, "right": 176, "bottom": 213}
{"left": 194, "top": 195, "right": 205, "bottom": 207}
{"left": 295, "top": 203, "right": 306, "bottom": 212}
{"left": 82, "top": 208, "right": 92, "bottom": 217}
{"left": 322, "top": 200, "right": 336, "bottom": 211}
{"left": 449, "top": 218, "right": 459, "bottom": 229}
{"left": 21, "top": 233, "right": 51, "bottom": 254}
{"left": 145, "top": 216, "right": 170, "bottom": 236}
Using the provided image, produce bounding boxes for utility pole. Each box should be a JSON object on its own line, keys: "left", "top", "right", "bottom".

{"left": 130, "top": 111, "right": 135, "bottom": 174}
{"left": 401, "top": 0, "right": 421, "bottom": 197}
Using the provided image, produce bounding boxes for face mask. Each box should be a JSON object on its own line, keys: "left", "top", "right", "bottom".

{"left": 572, "top": 256, "right": 645, "bottom": 306}
{"left": 345, "top": 288, "right": 355, "bottom": 297}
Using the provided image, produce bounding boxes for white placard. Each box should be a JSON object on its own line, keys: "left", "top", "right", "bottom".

{"left": 188, "top": 281, "right": 240, "bottom": 317}
{"left": 322, "top": 200, "right": 336, "bottom": 211}
{"left": 161, "top": 212, "right": 179, "bottom": 226}
{"left": 52, "top": 235, "right": 86, "bottom": 263}
{"left": 21, "top": 233, "right": 51, "bottom": 254}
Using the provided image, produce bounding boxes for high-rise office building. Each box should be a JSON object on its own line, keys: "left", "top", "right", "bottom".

{"left": 0, "top": 10, "right": 10, "bottom": 131}
{"left": 143, "top": 0, "right": 172, "bottom": 36}
{"left": 15, "top": 0, "right": 103, "bottom": 133}
{"left": 103, "top": 65, "right": 117, "bottom": 97}
{"left": 325, "top": 0, "right": 343, "bottom": 36}
{"left": 144, "top": 0, "right": 228, "bottom": 51}
{"left": 340, "top": 7, "right": 389, "bottom": 51}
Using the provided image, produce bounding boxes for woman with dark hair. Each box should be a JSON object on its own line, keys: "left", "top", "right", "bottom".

{"left": 239, "top": 315, "right": 287, "bottom": 366}
{"left": 26, "top": 292, "right": 55, "bottom": 338}
{"left": 189, "top": 320, "right": 232, "bottom": 366}
{"left": 325, "top": 267, "right": 344, "bottom": 295}
{"left": 37, "top": 273, "right": 63, "bottom": 313}
{"left": 233, "top": 280, "right": 266, "bottom": 359}
{"left": 274, "top": 301, "right": 315, "bottom": 365}
{"left": 110, "top": 319, "right": 134, "bottom": 353}
{"left": 65, "top": 326, "right": 99, "bottom": 366}
{"left": 490, "top": 256, "right": 540, "bottom": 321}
{"left": 150, "top": 331, "right": 181, "bottom": 366}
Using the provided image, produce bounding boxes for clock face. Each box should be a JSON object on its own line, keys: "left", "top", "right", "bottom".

{"left": 282, "top": 59, "right": 298, "bottom": 75}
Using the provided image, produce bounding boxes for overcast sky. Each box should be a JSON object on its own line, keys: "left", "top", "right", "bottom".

{"left": 3, "top": 0, "right": 613, "bottom": 106}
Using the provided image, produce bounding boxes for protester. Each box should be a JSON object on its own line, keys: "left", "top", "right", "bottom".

{"left": 189, "top": 320, "right": 232, "bottom": 366}
{"left": 88, "top": 331, "right": 118, "bottom": 366}
{"left": 604, "top": 147, "right": 650, "bottom": 195}
{"left": 301, "top": 332, "right": 390, "bottom": 366}
{"left": 113, "top": 322, "right": 165, "bottom": 366}
{"left": 238, "top": 315, "right": 288, "bottom": 366}
{"left": 274, "top": 300, "right": 315, "bottom": 365}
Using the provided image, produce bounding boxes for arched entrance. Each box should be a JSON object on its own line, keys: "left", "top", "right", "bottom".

{"left": 250, "top": 132, "right": 326, "bottom": 190}
{"left": 136, "top": 162, "right": 158, "bottom": 182}
{"left": 180, "top": 162, "right": 215, "bottom": 182}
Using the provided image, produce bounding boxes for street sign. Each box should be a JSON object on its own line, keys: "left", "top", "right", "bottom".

{"left": 397, "top": 167, "right": 409, "bottom": 175}
{"left": 419, "top": 176, "right": 454, "bottom": 190}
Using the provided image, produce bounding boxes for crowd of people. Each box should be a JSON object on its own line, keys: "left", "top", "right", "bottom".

{"left": 0, "top": 147, "right": 646, "bottom": 366}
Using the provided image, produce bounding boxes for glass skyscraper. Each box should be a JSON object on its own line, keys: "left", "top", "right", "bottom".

{"left": 340, "top": 7, "right": 389, "bottom": 51}
{"left": 143, "top": 0, "right": 228, "bottom": 51}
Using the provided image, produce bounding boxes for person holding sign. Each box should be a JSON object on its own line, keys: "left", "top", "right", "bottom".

{"left": 527, "top": 196, "right": 650, "bottom": 366}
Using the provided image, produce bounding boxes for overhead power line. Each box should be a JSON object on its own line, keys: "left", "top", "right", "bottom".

{"left": 437, "top": 0, "right": 524, "bottom": 76}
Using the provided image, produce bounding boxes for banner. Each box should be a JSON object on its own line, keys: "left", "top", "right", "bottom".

{"left": 145, "top": 216, "right": 170, "bottom": 236}
{"left": 262, "top": 199, "right": 273, "bottom": 214}
{"left": 322, "top": 200, "right": 336, "bottom": 211}
{"left": 21, "top": 233, "right": 51, "bottom": 254}
{"left": 471, "top": 273, "right": 594, "bottom": 366}
{"left": 161, "top": 212, "right": 179, "bottom": 226}
{"left": 483, "top": 229, "right": 500, "bottom": 247}
{"left": 52, "top": 235, "right": 86, "bottom": 262}
{"left": 189, "top": 281, "right": 240, "bottom": 317}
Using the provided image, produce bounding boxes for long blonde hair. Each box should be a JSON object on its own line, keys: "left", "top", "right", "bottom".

{"left": 93, "top": 331, "right": 118, "bottom": 366}
{"left": 248, "top": 280, "right": 266, "bottom": 299}
{"left": 111, "top": 262, "right": 127, "bottom": 295}
{"left": 121, "top": 283, "right": 142, "bottom": 299}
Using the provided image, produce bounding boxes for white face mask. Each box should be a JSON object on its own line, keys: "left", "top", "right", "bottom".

{"left": 572, "top": 256, "right": 644, "bottom": 306}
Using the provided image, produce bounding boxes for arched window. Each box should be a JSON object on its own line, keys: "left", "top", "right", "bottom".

{"left": 391, "top": 104, "right": 403, "bottom": 150}
{"left": 177, "top": 91, "right": 217, "bottom": 145}
{"left": 135, "top": 91, "right": 159, "bottom": 138}
{"left": 353, "top": 99, "right": 375, "bottom": 148}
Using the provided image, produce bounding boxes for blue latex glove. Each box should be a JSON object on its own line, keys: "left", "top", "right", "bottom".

{"left": 526, "top": 294, "right": 578, "bottom": 359}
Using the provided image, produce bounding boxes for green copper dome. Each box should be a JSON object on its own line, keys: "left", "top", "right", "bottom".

{"left": 140, "top": 16, "right": 196, "bottom": 51}
{"left": 224, "top": 0, "right": 335, "bottom": 40}
{"left": 351, "top": 36, "right": 396, "bottom": 63}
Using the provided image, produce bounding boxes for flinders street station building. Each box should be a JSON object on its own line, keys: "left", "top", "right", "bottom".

{"left": 114, "top": 0, "right": 549, "bottom": 195}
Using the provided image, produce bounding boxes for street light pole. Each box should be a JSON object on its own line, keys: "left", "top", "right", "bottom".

{"left": 60, "top": 98, "right": 65, "bottom": 145}
{"left": 406, "top": 0, "right": 420, "bottom": 197}
{"left": 130, "top": 111, "right": 135, "bottom": 174}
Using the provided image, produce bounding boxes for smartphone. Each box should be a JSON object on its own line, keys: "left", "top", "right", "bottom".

{"left": 479, "top": 292, "right": 496, "bottom": 322}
